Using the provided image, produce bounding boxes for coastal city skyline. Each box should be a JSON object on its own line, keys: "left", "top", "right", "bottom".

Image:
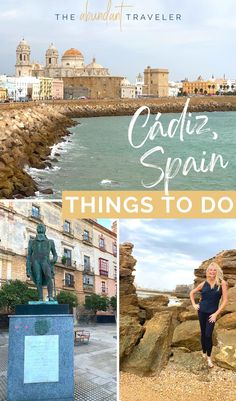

{"left": 120, "top": 219, "right": 236, "bottom": 291}
{"left": 1, "top": 0, "right": 236, "bottom": 82}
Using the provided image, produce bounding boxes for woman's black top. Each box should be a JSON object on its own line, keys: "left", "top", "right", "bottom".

{"left": 199, "top": 281, "right": 222, "bottom": 314}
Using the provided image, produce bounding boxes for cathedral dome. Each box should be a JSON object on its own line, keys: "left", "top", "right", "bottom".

{"left": 32, "top": 62, "right": 43, "bottom": 70}
{"left": 63, "top": 48, "right": 83, "bottom": 57}
{"left": 17, "top": 38, "right": 30, "bottom": 50}
{"left": 46, "top": 43, "right": 58, "bottom": 53}
{"left": 61, "top": 48, "right": 84, "bottom": 69}
{"left": 86, "top": 58, "right": 103, "bottom": 69}
{"left": 46, "top": 43, "right": 59, "bottom": 59}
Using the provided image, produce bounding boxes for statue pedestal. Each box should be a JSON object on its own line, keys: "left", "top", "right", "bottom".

{"left": 7, "top": 305, "right": 74, "bottom": 401}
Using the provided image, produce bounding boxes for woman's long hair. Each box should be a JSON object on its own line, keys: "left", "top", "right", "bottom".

{"left": 206, "top": 262, "right": 223, "bottom": 290}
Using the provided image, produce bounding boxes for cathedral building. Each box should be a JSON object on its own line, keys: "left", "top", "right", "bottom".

{"left": 15, "top": 39, "right": 123, "bottom": 99}
{"left": 15, "top": 39, "right": 110, "bottom": 79}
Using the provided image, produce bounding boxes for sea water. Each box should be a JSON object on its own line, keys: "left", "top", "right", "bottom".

{"left": 29, "top": 111, "right": 236, "bottom": 198}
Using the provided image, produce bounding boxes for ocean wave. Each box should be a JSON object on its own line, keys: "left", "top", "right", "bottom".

{"left": 25, "top": 165, "right": 61, "bottom": 175}
{"left": 100, "top": 179, "right": 120, "bottom": 187}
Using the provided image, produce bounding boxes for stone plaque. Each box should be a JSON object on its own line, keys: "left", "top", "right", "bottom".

{"left": 24, "top": 335, "right": 59, "bottom": 383}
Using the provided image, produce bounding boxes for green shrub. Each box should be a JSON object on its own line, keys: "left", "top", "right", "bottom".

{"left": 56, "top": 290, "right": 78, "bottom": 309}
{"left": 0, "top": 280, "right": 38, "bottom": 312}
{"left": 84, "top": 294, "right": 109, "bottom": 314}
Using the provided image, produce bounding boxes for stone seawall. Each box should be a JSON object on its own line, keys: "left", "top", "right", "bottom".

{"left": 0, "top": 103, "right": 74, "bottom": 198}
{"left": 1, "top": 96, "right": 236, "bottom": 198}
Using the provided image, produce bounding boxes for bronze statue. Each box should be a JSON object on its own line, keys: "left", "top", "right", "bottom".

{"left": 26, "top": 223, "right": 58, "bottom": 301}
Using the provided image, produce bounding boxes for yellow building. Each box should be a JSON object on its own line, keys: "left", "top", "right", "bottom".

{"left": 63, "top": 76, "right": 123, "bottom": 99}
{"left": 0, "top": 87, "right": 7, "bottom": 101}
{"left": 144, "top": 66, "right": 169, "bottom": 97}
{"left": 182, "top": 76, "right": 217, "bottom": 95}
{"left": 39, "top": 77, "right": 53, "bottom": 100}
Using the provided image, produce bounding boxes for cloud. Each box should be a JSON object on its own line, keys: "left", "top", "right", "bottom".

{"left": 120, "top": 219, "right": 236, "bottom": 290}
{"left": 1, "top": 0, "right": 236, "bottom": 81}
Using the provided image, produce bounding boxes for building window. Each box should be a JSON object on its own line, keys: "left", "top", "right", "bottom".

{"left": 83, "top": 230, "right": 90, "bottom": 241}
{"left": 64, "top": 220, "right": 71, "bottom": 233}
{"left": 113, "top": 242, "right": 117, "bottom": 256}
{"left": 31, "top": 205, "right": 40, "bottom": 219}
{"left": 114, "top": 265, "right": 117, "bottom": 280}
{"left": 83, "top": 276, "right": 93, "bottom": 286}
{"left": 99, "top": 236, "right": 105, "bottom": 250}
{"left": 84, "top": 255, "right": 90, "bottom": 269}
{"left": 99, "top": 258, "right": 109, "bottom": 276}
{"left": 49, "top": 57, "right": 51, "bottom": 64}
{"left": 20, "top": 54, "right": 22, "bottom": 61}
{"left": 64, "top": 273, "right": 74, "bottom": 288}
{"left": 63, "top": 248, "right": 72, "bottom": 266}
{"left": 101, "top": 281, "right": 107, "bottom": 294}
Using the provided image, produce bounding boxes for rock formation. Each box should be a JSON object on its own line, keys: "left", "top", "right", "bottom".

{"left": 122, "top": 311, "right": 175, "bottom": 376}
{"left": 173, "top": 250, "right": 236, "bottom": 371}
{"left": 120, "top": 243, "right": 236, "bottom": 375}
{"left": 120, "top": 243, "right": 176, "bottom": 376}
{"left": 0, "top": 103, "right": 73, "bottom": 198}
{"left": 120, "top": 243, "right": 144, "bottom": 363}
{"left": 194, "top": 250, "right": 236, "bottom": 287}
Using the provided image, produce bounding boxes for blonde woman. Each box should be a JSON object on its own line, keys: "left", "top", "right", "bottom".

{"left": 190, "top": 262, "right": 228, "bottom": 368}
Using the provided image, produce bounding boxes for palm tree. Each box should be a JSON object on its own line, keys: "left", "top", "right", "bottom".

{"left": 194, "top": 88, "right": 198, "bottom": 94}
{"left": 200, "top": 88, "right": 203, "bottom": 94}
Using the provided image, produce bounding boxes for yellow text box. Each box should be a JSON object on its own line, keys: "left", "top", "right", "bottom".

{"left": 62, "top": 191, "right": 236, "bottom": 219}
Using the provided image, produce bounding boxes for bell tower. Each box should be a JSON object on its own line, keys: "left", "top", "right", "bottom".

{"left": 15, "top": 39, "right": 32, "bottom": 77}
{"left": 45, "top": 43, "right": 59, "bottom": 77}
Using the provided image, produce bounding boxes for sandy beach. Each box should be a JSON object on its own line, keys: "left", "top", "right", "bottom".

{"left": 120, "top": 362, "right": 236, "bottom": 401}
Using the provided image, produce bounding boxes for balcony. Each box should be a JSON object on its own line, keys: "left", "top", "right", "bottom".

{"left": 63, "top": 279, "right": 75, "bottom": 289}
{"left": 82, "top": 265, "right": 95, "bottom": 275}
{"left": 62, "top": 227, "right": 74, "bottom": 238}
{"left": 82, "top": 234, "right": 93, "bottom": 246}
{"left": 113, "top": 249, "right": 117, "bottom": 257}
{"left": 83, "top": 283, "right": 94, "bottom": 292}
{"left": 101, "top": 287, "right": 109, "bottom": 295}
{"left": 99, "top": 269, "right": 109, "bottom": 277}
{"left": 56, "top": 257, "right": 77, "bottom": 270}
{"left": 99, "top": 244, "right": 106, "bottom": 252}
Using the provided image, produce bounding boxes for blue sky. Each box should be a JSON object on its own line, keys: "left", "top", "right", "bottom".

{"left": 0, "top": 0, "right": 236, "bottom": 81}
{"left": 120, "top": 219, "right": 236, "bottom": 290}
{"left": 97, "top": 218, "right": 114, "bottom": 230}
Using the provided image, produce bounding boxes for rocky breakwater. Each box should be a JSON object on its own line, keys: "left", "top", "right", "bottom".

{"left": 120, "top": 242, "right": 176, "bottom": 376}
{"left": 0, "top": 103, "right": 74, "bottom": 198}
{"left": 172, "top": 249, "right": 236, "bottom": 372}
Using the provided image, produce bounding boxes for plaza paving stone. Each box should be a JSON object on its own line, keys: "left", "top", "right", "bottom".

{"left": 0, "top": 323, "right": 117, "bottom": 401}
